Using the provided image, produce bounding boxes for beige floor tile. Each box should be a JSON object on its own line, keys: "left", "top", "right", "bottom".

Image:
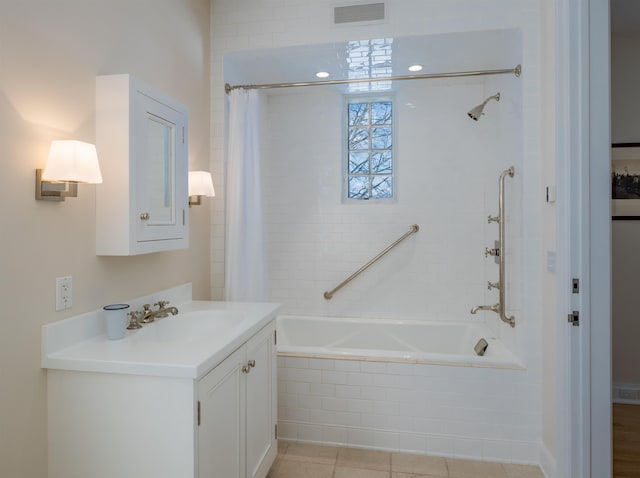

{"left": 270, "top": 460, "right": 334, "bottom": 478}
{"left": 446, "top": 457, "right": 508, "bottom": 478}
{"left": 393, "top": 473, "right": 444, "bottom": 478}
{"left": 335, "top": 466, "right": 391, "bottom": 478}
{"left": 278, "top": 440, "right": 290, "bottom": 455}
{"left": 283, "top": 442, "right": 339, "bottom": 465}
{"left": 267, "top": 455, "right": 282, "bottom": 477}
{"left": 337, "top": 447, "right": 392, "bottom": 471}
{"left": 392, "top": 453, "right": 448, "bottom": 477}
{"left": 503, "top": 463, "right": 546, "bottom": 478}
{"left": 268, "top": 442, "right": 546, "bottom": 478}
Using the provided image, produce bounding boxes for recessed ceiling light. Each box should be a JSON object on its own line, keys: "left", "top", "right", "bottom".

{"left": 316, "top": 71, "right": 330, "bottom": 78}
{"left": 408, "top": 64, "right": 423, "bottom": 72}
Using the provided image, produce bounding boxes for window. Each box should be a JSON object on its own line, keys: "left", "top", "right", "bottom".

{"left": 345, "top": 98, "right": 394, "bottom": 200}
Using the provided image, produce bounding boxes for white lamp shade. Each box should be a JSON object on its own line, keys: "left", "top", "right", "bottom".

{"left": 188, "top": 171, "right": 215, "bottom": 197}
{"left": 42, "top": 140, "right": 103, "bottom": 184}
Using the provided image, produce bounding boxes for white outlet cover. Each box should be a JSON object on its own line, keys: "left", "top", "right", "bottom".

{"left": 55, "top": 276, "right": 72, "bottom": 311}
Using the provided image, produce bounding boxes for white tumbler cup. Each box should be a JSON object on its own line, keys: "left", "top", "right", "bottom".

{"left": 104, "top": 304, "right": 130, "bottom": 340}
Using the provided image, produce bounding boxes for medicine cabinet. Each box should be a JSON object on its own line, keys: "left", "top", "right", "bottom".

{"left": 96, "top": 74, "right": 189, "bottom": 255}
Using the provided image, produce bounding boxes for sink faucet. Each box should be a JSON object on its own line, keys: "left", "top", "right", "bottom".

{"left": 470, "top": 303, "right": 499, "bottom": 315}
{"left": 140, "top": 301, "right": 179, "bottom": 323}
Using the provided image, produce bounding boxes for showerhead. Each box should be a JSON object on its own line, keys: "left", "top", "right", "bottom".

{"left": 467, "top": 93, "right": 500, "bottom": 121}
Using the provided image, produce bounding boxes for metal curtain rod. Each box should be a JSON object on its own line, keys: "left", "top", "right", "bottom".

{"left": 323, "top": 224, "right": 419, "bottom": 300}
{"left": 225, "top": 64, "right": 521, "bottom": 94}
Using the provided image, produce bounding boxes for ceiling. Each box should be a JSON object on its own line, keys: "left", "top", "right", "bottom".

{"left": 224, "top": 29, "right": 522, "bottom": 93}
{"left": 223, "top": 4, "right": 638, "bottom": 94}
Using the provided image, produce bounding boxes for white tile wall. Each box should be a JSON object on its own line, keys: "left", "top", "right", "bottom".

{"left": 278, "top": 356, "right": 541, "bottom": 464}
{"left": 263, "top": 83, "right": 518, "bottom": 323}
{"left": 210, "top": 0, "right": 543, "bottom": 467}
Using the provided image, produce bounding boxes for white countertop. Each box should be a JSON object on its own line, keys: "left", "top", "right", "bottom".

{"left": 42, "top": 297, "right": 280, "bottom": 379}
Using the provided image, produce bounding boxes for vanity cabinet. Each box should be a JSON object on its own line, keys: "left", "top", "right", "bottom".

{"left": 47, "top": 320, "right": 277, "bottom": 478}
{"left": 198, "top": 322, "right": 277, "bottom": 478}
{"left": 96, "top": 74, "right": 189, "bottom": 255}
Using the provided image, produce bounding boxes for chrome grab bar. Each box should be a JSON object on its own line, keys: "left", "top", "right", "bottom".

{"left": 497, "top": 166, "right": 515, "bottom": 327}
{"left": 323, "top": 224, "right": 419, "bottom": 300}
{"left": 471, "top": 167, "right": 516, "bottom": 327}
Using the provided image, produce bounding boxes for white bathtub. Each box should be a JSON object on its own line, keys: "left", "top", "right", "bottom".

{"left": 277, "top": 315, "right": 521, "bottom": 369}
{"left": 276, "top": 315, "right": 538, "bottom": 463}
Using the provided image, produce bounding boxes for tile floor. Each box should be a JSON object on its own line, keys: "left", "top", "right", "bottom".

{"left": 267, "top": 442, "right": 545, "bottom": 478}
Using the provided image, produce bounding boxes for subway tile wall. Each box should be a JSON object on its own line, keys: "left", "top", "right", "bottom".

{"left": 263, "top": 83, "right": 516, "bottom": 324}
{"left": 278, "top": 356, "right": 541, "bottom": 464}
{"left": 210, "top": 0, "right": 543, "bottom": 466}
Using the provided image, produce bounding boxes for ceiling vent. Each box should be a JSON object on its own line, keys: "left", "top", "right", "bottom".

{"left": 334, "top": 2, "right": 386, "bottom": 24}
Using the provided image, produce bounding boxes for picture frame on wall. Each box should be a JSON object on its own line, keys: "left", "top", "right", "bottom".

{"left": 612, "top": 143, "right": 640, "bottom": 220}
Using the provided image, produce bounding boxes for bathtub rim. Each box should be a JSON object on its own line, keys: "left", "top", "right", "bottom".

{"left": 276, "top": 315, "right": 525, "bottom": 371}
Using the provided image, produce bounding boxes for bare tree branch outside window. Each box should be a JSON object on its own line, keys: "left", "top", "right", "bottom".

{"left": 347, "top": 99, "right": 393, "bottom": 199}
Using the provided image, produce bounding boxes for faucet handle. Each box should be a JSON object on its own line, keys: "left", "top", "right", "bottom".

{"left": 155, "top": 300, "right": 170, "bottom": 309}
{"left": 484, "top": 247, "right": 500, "bottom": 258}
{"left": 127, "top": 311, "right": 143, "bottom": 330}
{"left": 142, "top": 304, "right": 151, "bottom": 313}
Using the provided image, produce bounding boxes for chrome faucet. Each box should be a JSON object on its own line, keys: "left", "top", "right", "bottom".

{"left": 470, "top": 303, "right": 500, "bottom": 315}
{"left": 140, "top": 301, "right": 179, "bottom": 323}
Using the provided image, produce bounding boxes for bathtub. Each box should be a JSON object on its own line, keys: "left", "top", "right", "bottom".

{"left": 276, "top": 315, "right": 521, "bottom": 369}
{"left": 276, "top": 315, "right": 538, "bottom": 464}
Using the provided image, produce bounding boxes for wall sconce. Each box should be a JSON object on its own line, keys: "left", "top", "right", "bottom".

{"left": 188, "top": 171, "right": 215, "bottom": 206}
{"left": 36, "top": 140, "right": 103, "bottom": 201}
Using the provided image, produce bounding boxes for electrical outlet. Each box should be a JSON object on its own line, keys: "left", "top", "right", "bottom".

{"left": 55, "top": 276, "right": 72, "bottom": 311}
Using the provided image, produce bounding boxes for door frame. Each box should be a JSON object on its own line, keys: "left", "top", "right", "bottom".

{"left": 555, "top": 0, "right": 611, "bottom": 477}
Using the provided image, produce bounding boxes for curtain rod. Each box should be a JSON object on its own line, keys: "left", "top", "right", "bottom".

{"left": 225, "top": 64, "right": 521, "bottom": 94}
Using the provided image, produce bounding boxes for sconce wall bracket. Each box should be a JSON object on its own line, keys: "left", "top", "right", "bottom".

{"left": 35, "top": 169, "right": 78, "bottom": 201}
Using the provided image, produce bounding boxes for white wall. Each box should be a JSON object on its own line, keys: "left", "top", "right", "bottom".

{"left": 611, "top": 32, "right": 640, "bottom": 387}
{"left": 540, "top": 0, "right": 558, "bottom": 470}
{"left": 211, "top": 0, "right": 548, "bottom": 466}
{"left": 0, "top": 2, "right": 211, "bottom": 477}
{"left": 263, "top": 81, "right": 522, "bottom": 327}
{"left": 259, "top": 38, "right": 542, "bottom": 466}
{"left": 279, "top": 355, "right": 541, "bottom": 463}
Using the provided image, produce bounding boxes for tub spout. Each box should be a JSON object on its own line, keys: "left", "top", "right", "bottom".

{"left": 470, "top": 304, "right": 500, "bottom": 315}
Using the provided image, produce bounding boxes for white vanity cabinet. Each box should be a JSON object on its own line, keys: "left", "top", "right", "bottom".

{"left": 96, "top": 74, "right": 189, "bottom": 255}
{"left": 198, "top": 322, "right": 277, "bottom": 478}
{"left": 46, "top": 319, "right": 277, "bottom": 478}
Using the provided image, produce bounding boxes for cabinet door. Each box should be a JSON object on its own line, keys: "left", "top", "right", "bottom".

{"left": 198, "top": 347, "right": 246, "bottom": 478}
{"left": 245, "top": 323, "right": 277, "bottom": 478}
{"left": 96, "top": 74, "right": 189, "bottom": 255}
{"left": 134, "top": 91, "right": 188, "bottom": 244}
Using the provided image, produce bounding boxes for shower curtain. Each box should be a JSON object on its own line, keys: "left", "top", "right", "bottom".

{"left": 224, "top": 89, "right": 267, "bottom": 302}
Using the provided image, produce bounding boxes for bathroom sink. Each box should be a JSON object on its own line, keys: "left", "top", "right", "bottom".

{"left": 42, "top": 298, "right": 281, "bottom": 379}
{"left": 135, "top": 310, "right": 248, "bottom": 343}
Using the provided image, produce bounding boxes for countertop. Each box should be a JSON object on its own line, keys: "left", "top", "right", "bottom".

{"left": 42, "top": 299, "right": 280, "bottom": 379}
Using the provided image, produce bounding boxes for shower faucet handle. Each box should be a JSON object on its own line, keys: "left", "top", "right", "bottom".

{"left": 487, "top": 215, "right": 499, "bottom": 224}
{"left": 484, "top": 247, "right": 500, "bottom": 258}
{"left": 487, "top": 281, "right": 500, "bottom": 290}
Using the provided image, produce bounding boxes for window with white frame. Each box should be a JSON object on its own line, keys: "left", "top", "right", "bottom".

{"left": 345, "top": 97, "right": 394, "bottom": 200}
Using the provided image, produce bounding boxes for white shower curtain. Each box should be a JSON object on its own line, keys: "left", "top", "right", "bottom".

{"left": 224, "top": 89, "right": 267, "bottom": 302}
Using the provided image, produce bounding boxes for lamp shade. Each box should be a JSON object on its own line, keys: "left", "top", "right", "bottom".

{"left": 42, "top": 140, "right": 103, "bottom": 184}
{"left": 188, "top": 171, "right": 215, "bottom": 197}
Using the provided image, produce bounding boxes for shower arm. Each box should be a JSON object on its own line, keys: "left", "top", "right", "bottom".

{"left": 471, "top": 167, "right": 516, "bottom": 328}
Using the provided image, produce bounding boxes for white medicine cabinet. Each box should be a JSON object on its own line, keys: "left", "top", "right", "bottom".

{"left": 96, "top": 74, "right": 189, "bottom": 255}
